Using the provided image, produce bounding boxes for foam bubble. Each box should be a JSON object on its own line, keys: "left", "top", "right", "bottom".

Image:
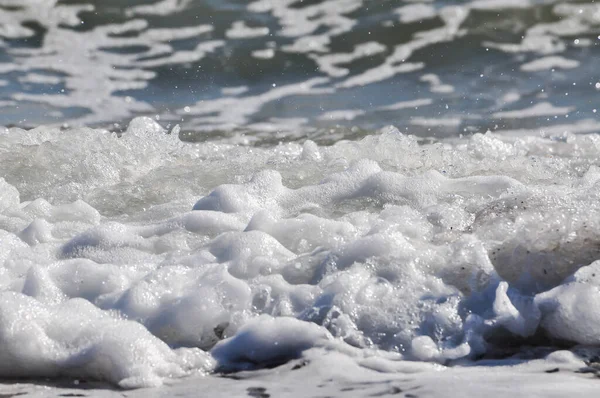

{"left": 212, "top": 315, "right": 332, "bottom": 370}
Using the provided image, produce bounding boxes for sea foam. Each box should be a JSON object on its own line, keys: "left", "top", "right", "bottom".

{"left": 2, "top": 117, "right": 600, "bottom": 387}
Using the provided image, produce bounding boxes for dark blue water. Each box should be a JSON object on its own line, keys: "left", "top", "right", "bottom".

{"left": 1, "top": 0, "right": 600, "bottom": 140}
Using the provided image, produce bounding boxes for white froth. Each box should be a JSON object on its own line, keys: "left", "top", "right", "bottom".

{"left": 520, "top": 56, "right": 580, "bottom": 72}
{"left": 252, "top": 48, "right": 276, "bottom": 59}
{"left": 395, "top": 4, "right": 437, "bottom": 24}
{"left": 420, "top": 74, "right": 455, "bottom": 94}
{"left": 2, "top": 118, "right": 600, "bottom": 389}
{"left": 312, "top": 42, "right": 387, "bottom": 78}
{"left": 0, "top": 292, "right": 214, "bottom": 388}
{"left": 226, "top": 21, "right": 270, "bottom": 39}
{"left": 410, "top": 117, "right": 461, "bottom": 127}
{"left": 212, "top": 315, "right": 332, "bottom": 370}
{"left": 493, "top": 102, "right": 574, "bottom": 119}
{"left": 318, "top": 109, "right": 366, "bottom": 121}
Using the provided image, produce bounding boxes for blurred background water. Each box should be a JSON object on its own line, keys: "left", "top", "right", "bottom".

{"left": 1, "top": 0, "right": 599, "bottom": 142}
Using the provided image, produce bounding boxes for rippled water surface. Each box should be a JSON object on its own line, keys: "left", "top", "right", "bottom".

{"left": 2, "top": 0, "right": 600, "bottom": 139}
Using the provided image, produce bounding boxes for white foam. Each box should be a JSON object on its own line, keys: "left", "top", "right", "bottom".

{"left": 337, "top": 62, "right": 424, "bottom": 89}
{"left": 318, "top": 109, "right": 365, "bottom": 121}
{"left": 252, "top": 48, "right": 276, "bottom": 59}
{"left": 493, "top": 102, "right": 574, "bottom": 119}
{"left": 126, "top": 0, "right": 192, "bottom": 16}
{"left": 420, "top": 74, "right": 455, "bottom": 93}
{"left": 377, "top": 98, "right": 433, "bottom": 111}
{"left": 312, "top": 42, "right": 386, "bottom": 78}
{"left": 521, "top": 56, "right": 580, "bottom": 72}
{"left": 336, "top": 5, "right": 468, "bottom": 89}
{"left": 0, "top": 292, "right": 214, "bottom": 388}
{"left": 410, "top": 116, "right": 461, "bottom": 126}
{"left": 212, "top": 315, "right": 332, "bottom": 370}
{"left": 226, "top": 21, "right": 270, "bottom": 39}
{"left": 183, "top": 78, "right": 333, "bottom": 130}
{"left": 3, "top": 118, "right": 600, "bottom": 389}
{"left": 395, "top": 4, "right": 437, "bottom": 23}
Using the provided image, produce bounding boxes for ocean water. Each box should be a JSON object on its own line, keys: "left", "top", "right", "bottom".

{"left": 2, "top": 0, "right": 600, "bottom": 396}
{"left": 2, "top": 0, "right": 600, "bottom": 138}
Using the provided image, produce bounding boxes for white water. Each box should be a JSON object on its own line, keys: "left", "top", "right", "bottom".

{"left": 2, "top": 117, "right": 600, "bottom": 392}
